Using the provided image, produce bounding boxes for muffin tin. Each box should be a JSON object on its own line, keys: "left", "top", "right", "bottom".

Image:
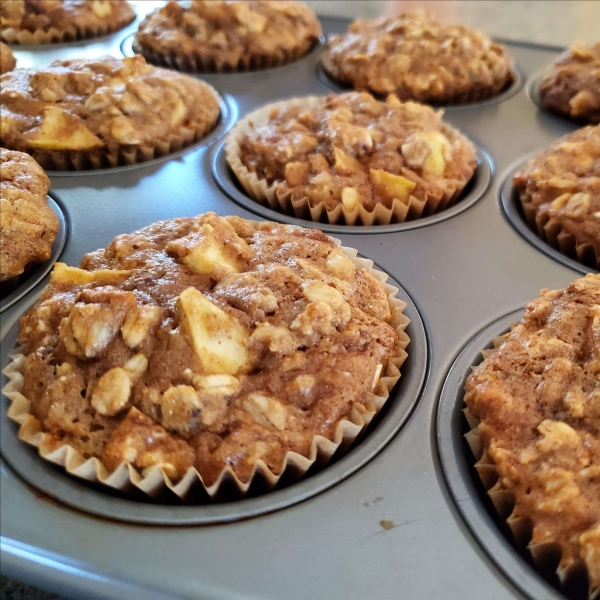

{"left": 0, "top": 9, "right": 596, "bottom": 600}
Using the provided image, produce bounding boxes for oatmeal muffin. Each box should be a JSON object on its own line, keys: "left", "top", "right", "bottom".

{"left": 513, "top": 125, "right": 600, "bottom": 270}
{"left": 0, "top": 55, "right": 221, "bottom": 170}
{"left": 133, "top": 0, "right": 322, "bottom": 73}
{"left": 464, "top": 274, "right": 600, "bottom": 595}
{"left": 226, "top": 92, "right": 478, "bottom": 225}
{"left": 0, "top": 0, "right": 135, "bottom": 45}
{"left": 540, "top": 42, "right": 600, "bottom": 125}
{"left": 0, "top": 41, "right": 15, "bottom": 73}
{"left": 7, "top": 213, "right": 407, "bottom": 494}
{"left": 322, "top": 12, "right": 514, "bottom": 105}
{"left": 1, "top": 148, "right": 59, "bottom": 286}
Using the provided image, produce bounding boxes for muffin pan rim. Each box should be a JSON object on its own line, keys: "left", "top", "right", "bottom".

{"left": 435, "top": 308, "right": 567, "bottom": 600}
{"left": 211, "top": 138, "right": 494, "bottom": 234}
{"left": 0, "top": 270, "right": 429, "bottom": 525}
{"left": 0, "top": 195, "right": 68, "bottom": 314}
{"left": 498, "top": 156, "right": 597, "bottom": 276}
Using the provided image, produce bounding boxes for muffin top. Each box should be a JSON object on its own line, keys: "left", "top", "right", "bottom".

{"left": 540, "top": 42, "right": 600, "bottom": 124}
{"left": 513, "top": 125, "right": 600, "bottom": 247}
{"left": 0, "top": 55, "right": 221, "bottom": 156}
{"left": 0, "top": 41, "right": 15, "bottom": 74}
{"left": 0, "top": 148, "right": 59, "bottom": 283}
{"left": 236, "top": 92, "right": 477, "bottom": 213}
{"left": 134, "top": 0, "right": 321, "bottom": 70}
{"left": 464, "top": 274, "right": 600, "bottom": 589}
{"left": 0, "top": 0, "right": 135, "bottom": 40}
{"left": 323, "top": 12, "right": 514, "bottom": 104}
{"left": 17, "top": 213, "right": 400, "bottom": 485}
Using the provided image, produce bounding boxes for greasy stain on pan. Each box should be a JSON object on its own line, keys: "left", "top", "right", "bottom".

{"left": 315, "top": 51, "right": 525, "bottom": 110}
{"left": 44, "top": 93, "right": 237, "bottom": 177}
{"left": 119, "top": 33, "right": 326, "bottom": 71}
{"left": 499, "top": 157, "right": 597, "bottom": 276}
{"left": 0, "top": 195, "right": 68, "bottom": 314}
{"left": 0, "top": 273, "right": 428, "bottom": 525}
{"left": 211, "top": 139, "right": 493, "bottom": 235}
{"left": 436, "top": 310, "right": 588, "bottom": 600}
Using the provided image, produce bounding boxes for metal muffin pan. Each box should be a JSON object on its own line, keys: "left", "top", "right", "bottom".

{"left": 0, "top": 196, "right": 68, "bottom": 313}
{"left": 0, "top": 11, "right": 592, "bottom": 600}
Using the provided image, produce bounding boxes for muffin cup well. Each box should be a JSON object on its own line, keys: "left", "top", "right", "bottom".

{"left": 225, "top": 96, "right": 477, "bottom": 226}
{"left": 518, "top": 191, "right": 600, "bottom": 271}
{"left": 132, "top": 37, "right": 316, "bottom": 73}
{"left": 464, "top": 335, "right": 598, "bottom": 600}
{"left": 2, "top": 239, "right": 410, "bottom": 501}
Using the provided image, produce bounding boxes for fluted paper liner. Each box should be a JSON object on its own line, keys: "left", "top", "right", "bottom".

{"left": 518, "top": 190, "right": 600, "bottom": 271}
{"left": 225, "top": 96, "right": 477, "bottom": 226}
{"left": 1, "top": 15, "right": 135, "bottom": 45}
{"left": 320, "top": 50, "right": 515, "bottom": 106}
{"left": 132, "top": 37, "right": 316, "bottom": 74}
{"left": 26, "top": 84, "right": 222, "bottom": 171}
{"left": 464, "top": 334, "right": 598, "bottom": 599}
{"left": 3, "top": 239, "right": 410, "bottom": 501}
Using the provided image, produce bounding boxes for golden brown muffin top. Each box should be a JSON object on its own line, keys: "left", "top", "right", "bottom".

{"left": 323, "top": 12, "right": 514, "bottom": 104}
{"left": 0, "top": 55, "right": 221, "bottom": 154}
{"left": 134, "top": 0, "right": 321, "bottom": 70}
{"left": 464, "top": 274, "right": 600, "bottom": 590}
{"left": 237, "top": 92, "right": 477, "bottom": 213}
{"left": 0, "top": 0, "right": 135, "bottom": 38}
{"left": 0, "top": 41, "right": 15, "bottom": 74}
{"left": 18, "top": 213, "right": 399, "bottom": 485}
{"left": 0, "top": 148, "right": 59, "bottom": 283}
{"left": 513, "top": 125, "right": 600, "bottom": 248}
{"left": 541, "top": 42, "right": 600, "bottom": 124}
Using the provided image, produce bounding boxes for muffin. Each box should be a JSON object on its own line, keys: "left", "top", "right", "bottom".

{"left": 0, "top": 0, "right": 135, "bottom": 45}
{"left": 133, "top": 0, "right": 322, "bottom": 73}
{"left": 464, "top": 274, "right": 600, "bottom": 597}
{"left": 226, "top": 92, "right": 478, "bottom": 225}
{"left": 0, "top": 41, "right": 15, "bottom": 73}
{"left": 0, "top": 55, "right": 221, "bottom": 170}
{"left": 322, "top": 12, "right": 514, "bottom": 105}
{"left": 4, "top": 212, "right": 409, "bottom": 498}
{"left": 540, "top": 42, "right": 600, "bottom": 124}
{"left": 1, "top": 148, "right": 59, "bottom": 290}
{"left": 513, "top": 125, "right": 600, "bottom": 270}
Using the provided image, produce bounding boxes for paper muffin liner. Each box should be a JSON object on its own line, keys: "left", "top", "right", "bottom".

{"left": 1, "top": 16, "right": 135, "bottom": 46}
{"left": 24, "top": 87, "right": 221, "bottom": 171}
{"left": 464, "top": 334, "right": 599, "bottom": 600}
{"left": 225, "top": 96, "right": 476, "bottom": 226}
{"left": 132, "top": 37, "right": 315, "bottom": 73}
{"left": 320, "top": 51, "right": 515, "bottom": 106}
{"left": 3, "top": 239, "right": 410, "bottom": 502}
{"left": 518, "top": 191, "right": 600, "bottom": 271}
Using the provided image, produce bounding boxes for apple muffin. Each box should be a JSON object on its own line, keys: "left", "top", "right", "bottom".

{"left": 226, "top": 92, "right": 477, "bottom": 225}
{"left": 0, "top": 55, "right": 221, "bottom": 170}
{"left": 464, "top": 274, "right": 600, "bottom": 596}
{"left": 0, "top": 0, "right": 135, "bottom": 45}
{"left": 322, "top": 12, "right": 514, "bottom": 104}
{"left": 540, "top": 42, "right": 600, "bottom": 124}
{"left": 9, "top": 213, "right": 407, "bottom": 493}
{"left": 0, "top": 41, "right": 15, "bottom": 73}
{"left": 513, "top": 125, "right": 600, "bottom": 270}
{"left": 1, "top": 148, "right": 59, "bottom": 288}
{"left": 133, "top": 0, "right": 322, "bottom": 72}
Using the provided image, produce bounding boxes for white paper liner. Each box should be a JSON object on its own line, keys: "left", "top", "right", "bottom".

{"left": 519, "top": 191, "right": 600, "bottom": 271}
{"left": 3, "top": 238, "right": 410, "bottom": 501}
{"left": 225, "top": 96, "right": 477, "bottom": 226}
{"left": 464, "top": 334, "right": 599, "bottom": 599}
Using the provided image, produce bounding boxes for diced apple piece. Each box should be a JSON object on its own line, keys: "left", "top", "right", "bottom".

{"left": 121, "top": 305, "right": 161, "bottom": 349}
{"left": 51, "top": 263, "right": 131, "bottom": 286}
{"left": 91, "top": 0, "right": 113, "bottom": 17}
{"left": 303, "top": 281, "right": 344, "bottom": 305}
{"left": 232, "top": 4, "right": 267, "bottom": 32}
{"left": 29, "top": 106, "right": 104, "bottom": 151}
{"left": 92, "top": 367, "right": 131, "bottom": 416}
{"left": 370, "top": 169, "right": 416, "bottom": 204}
{"left": 341, "top": 186, "right": 360, "bottom": 211}
{"left": 334, "top": 147, "right": 360, "bottom": 174}
{"left": 243, "top": 392, "right": 287, "bottom": 430}
{"left": 170, "top": 96, "right": 187, "bottom": 127}
{"left": 326, "top": 249, "right": 356, "bottom": 279}
{"left": 178, "top": 287, "right": 251, "bottom": 375}
{"left": 423, "top": 131, "right": 449, "bottom": 176}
